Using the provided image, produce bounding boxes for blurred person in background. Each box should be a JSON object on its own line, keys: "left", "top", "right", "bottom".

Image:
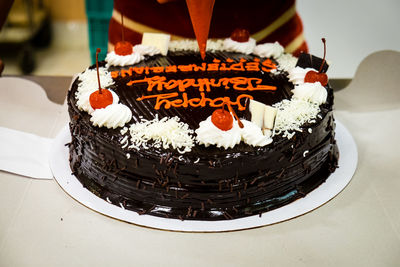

{"left": 0, "top": 0, "right": 14, "bottom": 75}
{"left": 108, "top": 0, "right": 308, "bottom": 56}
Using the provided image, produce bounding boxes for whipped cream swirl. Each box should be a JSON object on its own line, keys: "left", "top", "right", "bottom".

{"left": 133, "top": 44, "right": 161, "bottom": 56}
{"left": 195, "top": 116, "right": 242, "bottom": 149}
{"left": 76, "top": 67, "right": 114, "bottom": 97}
{"left": 287, "top": 66, "right": 314, "bottom": 85}
{"left": 90, "top": 103, "right": 132, "bottom": 129}
{"left": 105, "top": 51, "right": 144, "bottom": 67}
{"left": 240, "top": 120, "right": 273, "bottom": 146}
{"left": 253, "top": 42, "right": 284, "bottom": 59}
{"left": 223, "top": 38, "right": 256, "bottom": 54}
{"left": 196, "top": 117, "right": 273, "bottom": 149}
{"left": 292, "top": 82, "right": 328, "bottom": 105}
{"left": 75, "top": 67, "right": 132, "bottom": 129}
{"left": 75, "top": 67, "right": 115, "bottom": 112}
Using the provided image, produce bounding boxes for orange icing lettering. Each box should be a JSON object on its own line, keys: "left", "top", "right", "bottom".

{"left": 207, "top": 63, "right": 219, "bottom": 71}
{"left": 127, "top": 77, "right": 276, "bottom": 93}
{"left": 177, "top": 79, "right": 195, "bottom": 92}
{"left": 111, "top": 58, "right": 278, "bottom": 111}
{"left": 229, "top": 62, "right": 245, "bottom": 71}
{"left": 178, "top": 65, "right": 193, "bottom": 72}
{"left": 150, "top": 66, "right": 164, "bottom": 73}
{"left": 111, "top": 58, "right": 276, "bottom": 79}
{"left": 111, "top": 70, "right": 119, "bottom": 79}
{"left": 193, "top": 63, "right": 207, "bottom": 72}
{"left": 132, "top": 67, "right": 144, "bottom": 75}
{"left": 121, "top": 68, "right": 133, "bottom": 77}
{"left": 230, "top": 77, "right": 277, "bottom": 91}
{"left": 245, "top": 62, "right": 260, "bottom": 72}
{"left": 137, "top": 92, "right": 253, "bottom": 111}
{"left": 219, "top": 63, "right": 231, "bottom": 71}
{"left": 261, "top": 59, "right": 276, "bottom": 72}
{"left": 165, "top": 65, "right": 177, "bottom": 73}
{"left": 127, "top": 76, "right": 166, "bottom": 91}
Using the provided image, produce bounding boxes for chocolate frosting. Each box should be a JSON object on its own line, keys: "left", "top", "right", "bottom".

{"left": 296, "top": 52, "right": 329, "bottom": 73}
{"left": 67, "top": 51, "right": 339, "bottom": 220}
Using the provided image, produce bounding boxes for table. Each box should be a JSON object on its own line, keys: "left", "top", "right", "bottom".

{"left": 1, "top": 50, "right": 399, "bottom": 266}
{"left": 12, "top": 75, "right": 71, "bottom": 104}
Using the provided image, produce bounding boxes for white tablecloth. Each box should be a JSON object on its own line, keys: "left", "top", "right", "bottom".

{"left": 0, "top": 51, "right": 399, "bottom": 266}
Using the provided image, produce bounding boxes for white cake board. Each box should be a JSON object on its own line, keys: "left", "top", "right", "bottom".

{"left": 49, "top": 120, "right": 357, "bottom": 232}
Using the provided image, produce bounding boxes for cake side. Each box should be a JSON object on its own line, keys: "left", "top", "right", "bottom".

{"left": 67, "top": 48, "right": 338, "bottom": 220}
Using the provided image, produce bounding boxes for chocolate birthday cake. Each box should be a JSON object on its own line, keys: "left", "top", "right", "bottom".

{"left": 67, "top": 34, "right": 338, "bottom": 221}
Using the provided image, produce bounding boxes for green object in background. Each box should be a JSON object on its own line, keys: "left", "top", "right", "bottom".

{"left": 85, "top": 0, "right": 114, "bottom": 64}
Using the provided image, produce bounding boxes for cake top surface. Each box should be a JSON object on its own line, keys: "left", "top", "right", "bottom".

{"left": 70, "top": 35, "right": 331, "bottom": 157}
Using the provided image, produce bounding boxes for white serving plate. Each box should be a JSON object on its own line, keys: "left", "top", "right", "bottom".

{"left": 50, "top": 120, "right": 357, "bottom": 232}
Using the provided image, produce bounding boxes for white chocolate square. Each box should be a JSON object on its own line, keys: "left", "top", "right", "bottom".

{"left": 263, "top": 105, "right": 277, "bottom": 130}
{"left": 141, "top": 33, "right": 171, "bottom": 56}
{"left": 249, "top": 99, "right": 265, "bottom": 128}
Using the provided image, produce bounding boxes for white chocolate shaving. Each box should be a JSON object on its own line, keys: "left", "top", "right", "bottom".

{"left": 273, "top": 99, "right": 321, "bottom": 139}
{"left": 128, "top": 116, "right": 195, "bottom": 153}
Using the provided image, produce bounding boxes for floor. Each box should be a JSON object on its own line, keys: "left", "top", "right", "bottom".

{"left": 1, "top": 22, "right": 90, "bottom": 76}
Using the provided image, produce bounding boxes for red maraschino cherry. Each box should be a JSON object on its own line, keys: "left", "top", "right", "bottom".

{"left": 230, "top": 28, "right": 250, "bottom": 43}
{"left": 115, "top": 41, "right": 133, "bottom": 56}
{"left": 304, "top": 38, "right": 328, "bottom": 86}
{"left": 89, "top": 48, "right": 113, "bottom": 110}
{"left": 211, "top": 104, "right": 233, "bottom": 131}
{"left": 114, "top": 12, "right": 133, "bottom": 56}
{"left": 89, "top": 89, "right": 113, "bottom": 109}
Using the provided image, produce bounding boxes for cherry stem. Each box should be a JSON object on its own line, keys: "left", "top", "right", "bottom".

{"left": 96, "top": 48, "right": 102, "bottom": 94}
{"left": 226, "top": 102, "right": 244, "bottom": 128}
{"left": 120, "top": 12, "right": 125, "bottom": 42}
{"left": 318, "top": 38, "right": 326, "bottom": 73}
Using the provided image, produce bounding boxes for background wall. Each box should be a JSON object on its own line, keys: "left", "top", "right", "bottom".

{"left": 297, "top": 0, "right": 400, "bottom": 78}
{"left": 43, "top": 0, "right": 86, "bottom": 21}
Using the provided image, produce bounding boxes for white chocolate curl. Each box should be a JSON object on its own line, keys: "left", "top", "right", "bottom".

{"left": 276, "top": 53, "right": 298, "bottom": 72}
